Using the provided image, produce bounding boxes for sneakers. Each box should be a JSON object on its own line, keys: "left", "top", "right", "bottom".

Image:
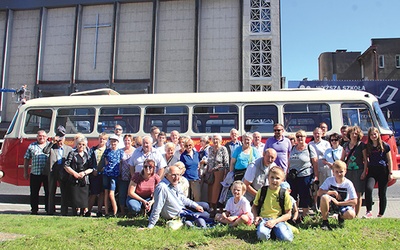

{"left": 321, "top": 223, "right": 332, "bottom": 231}
{"left": 377, "top": 214, "right": 383, "bottom": 218}
{"left": 321, "top": 220, "right": 332, "bottom": 231}
{"left": 362, "top": 211, "right": 373, "bottom": 219}
{"left": 338, "top": 215, "right": 344, "bottom": 226}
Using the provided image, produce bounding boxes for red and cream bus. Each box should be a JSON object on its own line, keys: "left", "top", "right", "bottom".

{"left": 0, "top": 88, "right": 398, "bottom": 185}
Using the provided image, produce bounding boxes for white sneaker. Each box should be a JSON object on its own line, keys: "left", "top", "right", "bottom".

{"left": 362, "top": 211, "right": 373, "bottom": 219}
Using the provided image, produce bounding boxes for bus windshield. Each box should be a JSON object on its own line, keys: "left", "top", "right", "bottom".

{"left": 341, "top": 103, "right": 373, "bottom": 131}
{"left": 373, "top": 101, "right": 391, "bottom": 130}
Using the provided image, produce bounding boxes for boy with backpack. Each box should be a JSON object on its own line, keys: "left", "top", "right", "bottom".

{"left": 251, "top": 166, "right": 293, "bottom": 241}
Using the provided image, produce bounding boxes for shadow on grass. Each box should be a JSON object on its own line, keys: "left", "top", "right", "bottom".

{"left": 117, "top": 217, "right": 149, "bottom": 227}
{"left": 297, "top": 213, "right": 344, "bottom": 230}
{"left": 116, "top": 216, "right": 172, "bottom": 228}
{"left": 205, "top": 225, "right": 260, "bottom": 244}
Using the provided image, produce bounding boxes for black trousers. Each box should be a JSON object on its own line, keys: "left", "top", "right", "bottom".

{"left": 30, "top": 173, "right": 49, "bottom": 213}
{"left": 365, "top": 168, "right": 389, "bottom": 215}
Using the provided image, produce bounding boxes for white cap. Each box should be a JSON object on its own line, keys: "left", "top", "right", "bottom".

{"left": 109, "top": 134, "right": 119, "bottom": 142}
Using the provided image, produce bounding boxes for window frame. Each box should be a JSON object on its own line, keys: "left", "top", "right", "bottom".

{"left": 98, "top": 106, "right": 141, "bottom": 134}
{"left": 144, "top": 106, "right": 189, "bottom": 133}
{"left": 378, "top": 55, "right": 385, "bottom": 69}
{"left": 192, "top": 105, "right": 239, "bottom": 133}
{"left": 243, "top": 104, "right": 278, "bottom": 133}
{"left": 23, "top": 108, "right": 53, "bottom": 135}
{"left": 55, "top": 107, "right": 96, "bottom": 135}
{"left": 395, "top": 54, "right": 400, "bottom": 68}
{"left": 283, "top": 103, "right": 331, "bottom": 132}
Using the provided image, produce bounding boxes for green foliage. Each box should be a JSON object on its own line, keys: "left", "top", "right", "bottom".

{"left": 0, "top": 214, "right": 399, "bottom": 249}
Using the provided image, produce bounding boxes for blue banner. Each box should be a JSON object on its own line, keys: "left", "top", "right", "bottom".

{"left": 288, "top": 80, "right": 400, "bottom": 137}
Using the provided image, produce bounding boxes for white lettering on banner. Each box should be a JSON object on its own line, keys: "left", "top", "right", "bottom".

{"left": 301, "top": 85, "right": 365, "bottom": 90}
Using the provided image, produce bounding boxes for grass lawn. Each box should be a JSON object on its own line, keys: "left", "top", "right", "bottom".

{"left": 0, "top": 214, "right": 399, "bottom": 249}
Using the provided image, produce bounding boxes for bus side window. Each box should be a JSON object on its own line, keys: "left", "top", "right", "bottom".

{"left": 144, "top": 106, "right": 188, "bottom": 133}
{"left": 244, "top": 105, "right": 278, "bottom": 133}
{"left": 283, "top": 103, "right": 331, "bottom": 132}
{"left": 192, "top": 105, "right": 238, "bottom": 133}
{"left": 98, "top": 106, "right": 140, "bottom": 134}
{"left": 24, "top": 109, "right": 52, "bottom": 134}
{"left": 56, "top": 108, "right": 95, "bottom": 134}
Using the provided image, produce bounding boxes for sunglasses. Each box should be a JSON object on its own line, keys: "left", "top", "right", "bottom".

{"left": 330, "top": 139, "right": 339, "bottom": 142}
{"left": 296, "top": 135, "right": 305, "bottom": 138}
{"left": 143, "top": 165, "right": 154, "bottom": 169}
{"left": 274, "top": 129, "right": 282, "bottom": 132}
{"left": 115, "top": 128, "right": 122, "bottom": 131}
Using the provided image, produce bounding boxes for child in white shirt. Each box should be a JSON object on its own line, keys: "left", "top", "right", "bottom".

{"left": 215, "top": 180, "right": 253, "bottom": 227}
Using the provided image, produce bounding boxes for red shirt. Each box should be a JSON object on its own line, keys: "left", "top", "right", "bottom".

{"left": 131, "top": 172, "right": 161, "bottom": 199}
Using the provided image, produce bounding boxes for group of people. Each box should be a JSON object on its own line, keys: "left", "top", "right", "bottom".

{"left": 22, "top": 122, "right": 393, "bottom": 241}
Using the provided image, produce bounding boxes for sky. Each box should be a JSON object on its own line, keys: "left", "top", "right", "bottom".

{"left": 281, "top": 0, "right": 400, "bottom": 81}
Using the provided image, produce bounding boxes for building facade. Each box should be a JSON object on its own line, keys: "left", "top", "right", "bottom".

{"left": 318, "top": 50, "right": 361, "bottom": 81}
{"left": 0, "top": 0, "right": 281, "bottom": 124}
{"left": 359, "top": 38, "right": 400, "bottom": 81}
{"left": 319, "top": 38, "right": 400, "bottom": 81}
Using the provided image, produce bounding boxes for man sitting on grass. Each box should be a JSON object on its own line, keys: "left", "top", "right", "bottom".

{"left": 147, "top": 165, "right": 209, "bottom": 229}
{"left": 317, "top": 160, "right": 357, "bottom": 230}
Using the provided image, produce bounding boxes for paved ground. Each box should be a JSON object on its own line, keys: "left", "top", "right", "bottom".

{"left": 0, "top": 181, "right": 399, "bottom": 218}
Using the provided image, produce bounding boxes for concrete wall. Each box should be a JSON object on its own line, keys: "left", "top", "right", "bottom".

{"left": 155, "top": 0, "right": 195, "bottom": 93}
{"left": 0, "top": 0, "right": 283, "bottom": 124}
{"left": 7, "top": 10, "right": 40, "bottom": 120}
{"left": 41, "top": 7, "right": 75, "bottom": 81}
{"left": 115, "top": 2, "right": 152, "bottom": 80}
{"left": 77, "top": 4, "right": 114, "bottom": 81}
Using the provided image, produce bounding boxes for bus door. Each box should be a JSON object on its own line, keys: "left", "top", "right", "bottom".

{"left": 17, "top": 108, "right": 52, "bottom": 185}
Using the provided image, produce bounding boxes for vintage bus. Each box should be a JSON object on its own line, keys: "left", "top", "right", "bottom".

{"left": 0, "top": 88, "right": 398, "bottom": 185}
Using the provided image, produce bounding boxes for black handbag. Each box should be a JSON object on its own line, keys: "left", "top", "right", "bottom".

{"left": 203, "top": 171, "right": 215, "bottom": 184}
{"left": 287, "top": 169, "right": 298, "bottom": 180}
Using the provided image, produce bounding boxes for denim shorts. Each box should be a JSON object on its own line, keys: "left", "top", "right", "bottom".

{"left": 103, "top": 175, "right": 118, "bottom": 191}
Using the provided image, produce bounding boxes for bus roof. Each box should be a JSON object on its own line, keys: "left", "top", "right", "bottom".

{"left": 70, "top": 88, "right": 120, "bottom": 96}
{"left": 22, "top": 89, "right": 377, "bottom": 107}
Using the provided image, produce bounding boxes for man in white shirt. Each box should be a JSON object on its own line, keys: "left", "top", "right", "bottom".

{"left": 129, "top": 136, "right": 167, "bottom": 177}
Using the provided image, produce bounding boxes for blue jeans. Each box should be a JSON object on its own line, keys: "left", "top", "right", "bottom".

{"left": 257, "top": 218, "right": 293, "bottom": 241}
{"left": 118, "top": 180, "right": 130, "bottom": 207}
{"left": 126, "top": 196, "right": 151, "bottom": 214}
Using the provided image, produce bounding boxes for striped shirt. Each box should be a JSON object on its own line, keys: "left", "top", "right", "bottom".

{"left": 24, "top": 141, "right": 49, "bottom": 175}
